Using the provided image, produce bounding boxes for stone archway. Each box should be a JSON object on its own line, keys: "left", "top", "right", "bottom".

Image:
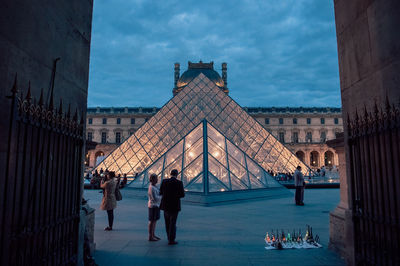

{"left": 95, "top": 151, "right": 105, "bottom": 166}
{"left": 295, "top": 150, "right": 305, "bottom": 162}
{"left": 324, "top": 150, "right": 334, "bottom": 167}
{"left": 310, "top": 151, "right": 319, "bottom": 168}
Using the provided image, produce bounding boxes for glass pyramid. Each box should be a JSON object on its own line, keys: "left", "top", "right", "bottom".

{"left": 128, "top": 121, "right": 282, "bottom": 192}
{"left": 95, "top": 73, "right": 311, "bottom": 177}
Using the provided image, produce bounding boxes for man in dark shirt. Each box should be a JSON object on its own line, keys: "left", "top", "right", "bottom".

{"left": 160, "top": 169, "right": 185, "bottom": 245}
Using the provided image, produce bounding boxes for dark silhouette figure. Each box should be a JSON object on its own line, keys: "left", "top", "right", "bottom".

{"left": 160, "top": 169, "right": 185, "bottom": 245}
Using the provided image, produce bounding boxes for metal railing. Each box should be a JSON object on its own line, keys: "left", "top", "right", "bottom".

{"left": 1, "top": 75, "right": 85, "bottom": 265}
{"left": 348, "top": 99, "right": 400, "bottom": 265}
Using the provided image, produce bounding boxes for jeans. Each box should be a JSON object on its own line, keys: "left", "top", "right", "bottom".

{"left": 295, "top": 186, "right": 304, "bottom": 204}
{"left": 107, "top": 209, "right": 114, "bottom": 228}
{"left": 164, "top": 211, "right": 178, "bottom": 242}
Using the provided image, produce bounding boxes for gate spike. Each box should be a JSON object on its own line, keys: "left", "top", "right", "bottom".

{"left": 48, "top": 90, "right": 54, "bottom": 111}
{"left": 38, "top": 88, "right": 44, "bottom": 107}
{"left": 363, "top": 105, "right": 369, "bottom": 123}
{"left": 58, "top": 99, "right": 63, "bottom": 115}
{"left": 385, "top": 95, "right": 391, "bottom": 115}
{"left": 373, "top": 101, "right": 379, "bottom": 119}
{"left": 25, "top": 81, "right": 32, "bottom": 101}
{"left": 73, "top": 108, "right": 78, "bottom": 122}
{"left": 80, "top": 111, "right": 85, "bottom": 125}
{"left": 11, "top": 73, "right": 18, "bottom": 95}
{"left": 66, "top": 103, "right": 71, "bottom": 119}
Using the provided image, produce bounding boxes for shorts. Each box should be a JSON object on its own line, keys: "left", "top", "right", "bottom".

{"left": 148, "top": 207, "right": 160, "bottom": 221}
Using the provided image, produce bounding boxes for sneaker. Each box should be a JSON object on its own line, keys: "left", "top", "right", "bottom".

{"left": 168, "top": 241, "right": 178, "bottom": 245}
{"left": 104, "top": 227, "right": 112, "bottom": 231}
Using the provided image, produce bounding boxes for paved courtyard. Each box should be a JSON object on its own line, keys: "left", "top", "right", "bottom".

{"left": 84, "top": 188, "right": 345, "bottom": 266}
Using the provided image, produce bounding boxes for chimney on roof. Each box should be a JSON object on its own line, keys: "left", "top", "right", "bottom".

{"left": 173, "top": 63, "right": 180, "bottom": 96}
{"left": 221, "top": 62, "right": 229, "bottom": 94}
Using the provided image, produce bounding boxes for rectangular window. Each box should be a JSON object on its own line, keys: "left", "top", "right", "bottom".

{"left": 307, "top": 118, "right": 311, "bottom": 124}
{"left": 117, "top": 118, "right": 121, "bottom": 124}
{"left": 87, "top": 132, "right": 93, "bottom": 141}
{"left": 279, "top": 118, "right": 284, "bottom": 125}
{"left": 131, "top": 118, "right": 135, "bottom": 124}
{"left": 279, "top": 132, "right": 285, "bottom": 143}
{"left": 145, "top": 118, "right": 149, "bottom": 122}
{"left": 320, "top": 131, "right": 326, "bottom": 142}
{"left": 334, "top": 118, "right": 339, "bottom": 124}
{"left": 293, "top": 132, "right": 298, "bottom": 143}
{"left": 265, "top": 118, "right": 269, "bottom": 125}
{"left": 101, "top": 132, "right": 107, "bottom": 144}
{"left": 115, "top": 132, "right": 121, "bottom": 144}
{"left": 306, "top": 132, "right": 312, "bottom": 143}
{"left": 102, "top": 118, "right": 107, "bottom": 125}
{"left": 321, "top": 118, "right": 325, "bottom": 124}
{"left": 88, "top": 118, "right": 92, "bottom": 124}
{"left": 293, "top": 118, "right": 297, "bottom": 124}
{"left": 129, "top": 131, "right": 134, "bottom": 136}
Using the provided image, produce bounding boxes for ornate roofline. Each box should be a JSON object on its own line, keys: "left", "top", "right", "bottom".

{"left": 188, "top": 61, "right": 214, "bottom": 69}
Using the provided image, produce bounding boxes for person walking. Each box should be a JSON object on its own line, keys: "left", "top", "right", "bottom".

{"left": 160, "top": 169, "right": 185, "bottom": 245}
{"left": 100, "top": 171, "right": 117, "bottom": 231}
{"left": 148, "top": 174, "right": 162, "bottom": 241}
{"left": 294, "top": 166, "right": 305, "bottom": 206}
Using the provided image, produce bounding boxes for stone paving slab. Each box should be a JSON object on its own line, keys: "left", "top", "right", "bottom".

{"left": 84, "top": 189, "right": 345, "bottom": 266}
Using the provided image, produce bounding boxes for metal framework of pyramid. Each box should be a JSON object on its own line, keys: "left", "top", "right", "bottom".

{"left": 95, "top": 73, "right": 311, "bottom": 186}
{"left": 129, "top": 120, "right": 282, "bottom": 192}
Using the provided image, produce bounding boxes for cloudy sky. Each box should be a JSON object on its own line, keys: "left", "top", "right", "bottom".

{"left": 88, "top": 0, "right": 340, "bottom": 108}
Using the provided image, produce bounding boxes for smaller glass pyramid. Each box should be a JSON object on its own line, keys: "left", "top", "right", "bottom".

{"left": 129, "top": 120, "right": 282, "bottom": 193}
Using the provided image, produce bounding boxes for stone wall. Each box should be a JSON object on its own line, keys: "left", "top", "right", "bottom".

{"left": 334, "top": 0, "right": 400, "bottom": 116}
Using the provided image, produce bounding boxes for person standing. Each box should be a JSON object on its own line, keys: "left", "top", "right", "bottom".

{"left": 100, "top": 172, "right": 117, "bottom": 231}
{"left": 160, "top": 169, "right": 185, "bottom": 245}
{"left": 294, "top": 166, "right": 305, "bottom": 206}
{"left": 148, "top": 174, "right": 162, "bottom": 241}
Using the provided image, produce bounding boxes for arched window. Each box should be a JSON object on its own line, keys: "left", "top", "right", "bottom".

{"left": 310, "top": 151, "right": 319, "bottom": 167}
{"left": 325, "top": 151, "right": 334, "bottom": 167}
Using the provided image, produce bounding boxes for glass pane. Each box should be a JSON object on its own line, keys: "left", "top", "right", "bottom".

{"left": 207, "top": 124, "right": 225, "bottom": 149}
{"left": 249, "top": 172, "right": 265, "bottom": 189}
{"left": 230, "top": 173, "right": 248, "bottom": 190}
{"left": 164, "top": 155, "right": 182, "bottom": 179}
{"left": 165, "top": 140, "right": 183, "bottom": 168}
{"left": 228, "top": 155, "right": 247, "bottom": 182}
{"left": 184, "top": 138, "right": 203, "bottom": 167}
{"left": 208, "top": 174, "right": 229, "bottom": 192}
{"left": 184, "top": 124, "right": 203, "bottom": 150}
{"left": 208, "top": 138, "right": 227, "bottom": 168}
{"left": 185, "top": 174, "right": 203, "bottom": 192}
{"left": 247, "top": 158, "right": 263, "bottom": 180}
{"left": 148, "top": 157, "right": 164, "bottom": 176}
{"left": 208, "top": 155, "right": 230, "bottom": 188}
{"left": 182, "top": 156, "right": 203, "bottom": 186}
{"left": 226, "top": 140, "right": 245, "bottom": 166}
{"left": 129, "top": 173, "right": 145, "bottom": 188}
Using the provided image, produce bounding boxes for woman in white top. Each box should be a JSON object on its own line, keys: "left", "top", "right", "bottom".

{"left": 148, "top": 173, "right": 162, "bottom": 241}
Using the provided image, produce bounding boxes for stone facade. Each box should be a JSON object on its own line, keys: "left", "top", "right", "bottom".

{"left": 86, "top": 106, "right": 343, "bottom": 171}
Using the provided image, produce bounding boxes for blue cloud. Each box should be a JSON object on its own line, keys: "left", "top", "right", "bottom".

{"left": 88, "top": 0, "right": 340, "bottom": 108}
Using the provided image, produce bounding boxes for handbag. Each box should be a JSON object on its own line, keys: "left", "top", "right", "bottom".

{"left": 115, "top": 187, "right": 122, "bottom": 201}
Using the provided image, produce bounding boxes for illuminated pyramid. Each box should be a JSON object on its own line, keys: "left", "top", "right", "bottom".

{"left": 129, "top": 120, "right": 282, "bottom": 192}
{"left": 95, "top": 66, "right": 311, "bottom": 191}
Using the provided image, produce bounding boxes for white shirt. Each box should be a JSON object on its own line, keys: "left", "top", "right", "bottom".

{"left": 148, "top": 184, "right": 162, "bottom": 208}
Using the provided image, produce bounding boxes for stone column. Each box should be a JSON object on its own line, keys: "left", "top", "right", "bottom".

{"left": 333, "top": 0, "right": 400, "bottom": 264}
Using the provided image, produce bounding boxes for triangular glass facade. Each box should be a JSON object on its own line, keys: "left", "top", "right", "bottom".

{"left": 129, "top": 121, "right": 282, "bottom": 192}
{"left": 95, "top": 73, "right": 311, "bottom": 177}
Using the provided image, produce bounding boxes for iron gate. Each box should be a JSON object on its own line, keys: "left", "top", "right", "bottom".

{"left": 348, "top": 99, "right": 400, "bottom": 265}
{"left": 0, "top": 75, "right": 84, "bottom": 265}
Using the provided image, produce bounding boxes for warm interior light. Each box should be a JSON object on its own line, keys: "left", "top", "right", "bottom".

{"left": 189, "top": 151, "right": 194, "bottom": 157}
{"left": 213, "top": 151, "right": 220, "bottom": 157}
{"left": 220, "top": 188, "right": 225, "bottom": 191}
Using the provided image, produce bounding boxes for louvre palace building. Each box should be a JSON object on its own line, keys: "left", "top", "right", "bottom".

{"left": 86, "top": 62, "right": 343, "bottom": 173}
